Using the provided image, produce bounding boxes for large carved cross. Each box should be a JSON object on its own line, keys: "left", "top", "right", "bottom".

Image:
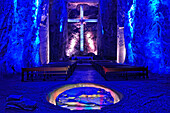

{"left": 68, "top": 5, "right": 98, "bottom": 51}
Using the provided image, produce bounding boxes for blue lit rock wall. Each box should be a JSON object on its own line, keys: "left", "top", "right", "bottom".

{"left": 124, "top": 0, "right": 170, "bottom": 74}
{"left": 99, "top": 0, "right": 117, "bottom": 60}
{"left": 49, "top": 0, "right": 67, "bottom": 62}
{"left": 117, "top": 0, "right": 126, "bottom": 27}
{"left": 0, "top": 0, "right": 43, "bottom": 76}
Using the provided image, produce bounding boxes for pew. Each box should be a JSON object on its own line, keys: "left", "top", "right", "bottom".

{"left": 103, "top": 66, "right": 148, "bottom": 80}
{"left": 22, "top": 67, "right": 69, "bottom": 81}
{"left": 21, "top": 61, "right": 77, "bottom": 81}
{"left": 42, "top": 62, "right": 77, "bottom": 75}
{"left": 92, "top": 61, "right": 148, "bottom": 80}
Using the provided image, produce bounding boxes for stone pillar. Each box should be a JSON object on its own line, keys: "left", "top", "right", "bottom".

{"left": 39, "top": 0, "right": 50, "bottom": 64}
{"left": 117, "top": 27, "right": 126, "bottom": 63}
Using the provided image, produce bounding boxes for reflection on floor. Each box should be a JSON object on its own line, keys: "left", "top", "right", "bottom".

{"left": 68, "top": 63, "right": 105, "bottom": 82}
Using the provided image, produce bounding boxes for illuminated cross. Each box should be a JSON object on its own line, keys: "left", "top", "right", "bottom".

{"left": 68, "top": 5, "right": 98, "bottom": 51}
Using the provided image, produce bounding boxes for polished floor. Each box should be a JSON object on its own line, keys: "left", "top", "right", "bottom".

{"left": 68, "top": 63, "right": 105, "bottom": 82}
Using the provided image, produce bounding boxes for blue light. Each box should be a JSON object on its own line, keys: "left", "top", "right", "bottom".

{"left": 128, "top": 43, "right": 134, "bottom": 63}
{"left": 127, "top": 0, "right": 136, "bottom": 63}
{"left": 102, "top": 26, "right": 104, "bottom": 35}
{"left": 146, "top": 0, "right": 164, "bottom": 73}
{"left": 80, "top": 23, "right": 84, "bottom": 51}
{"left": 32, "top": 0, "right": 41, "bottom": 66}
{"left": 59, "top": 0, "right": 67, "bottom": 32}
{"left": 14, "top": 0, "right": 17, "bottom": 17}
{"left": 35, "top": 27, "right": 40, "bottom": 44}
{"left": 128, "top": 0, "right": 136, "bottom": 39}
{"left": 125, "top": 0, "right": 166, "bottom": 73}
{"left": 60, "top": 17, "right": 63, "bottom": 32}
{"left": 33, "top": 0, "right": 39, "bottom": 28}
{"left": 14, "top": 0, "right": 17, "bottom": 31}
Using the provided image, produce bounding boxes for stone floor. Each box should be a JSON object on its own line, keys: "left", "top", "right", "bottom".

{"left": 68, "top": 63, "right": 105, "bottom": 82}
{"left": 0, "top": 63, "right": 170, "bottom": 113}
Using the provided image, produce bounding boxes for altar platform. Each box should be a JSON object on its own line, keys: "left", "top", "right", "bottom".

{"left": 71, "top": 56, "right": 93, "bottom": 60}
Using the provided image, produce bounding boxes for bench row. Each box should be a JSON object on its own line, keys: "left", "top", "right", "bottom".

{"left": 21, "top": 62, "right": 77, "bottom": 81}
{"left": 92, "top": 61, "right": 148, "bottom": 80}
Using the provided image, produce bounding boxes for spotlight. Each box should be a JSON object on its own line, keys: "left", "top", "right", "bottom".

{"left": 86, "top": 33, "right": 91, "bottom": 38}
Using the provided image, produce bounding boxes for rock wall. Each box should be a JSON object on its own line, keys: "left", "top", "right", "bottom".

{"left": 99, "top": 0, "right": 117, "bottom": 60}
{"left": 117, "top": 0, "right": 126, "bottom": 27}
{"left": 49, "top": 0, "right": 67, "bottom": 62}
{"left": 0, "top": 0, "right": 43, "bottom": 77}
{"left": 124, "top": 0, "right": 170, "bottom": 74}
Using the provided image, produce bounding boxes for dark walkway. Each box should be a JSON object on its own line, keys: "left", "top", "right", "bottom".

{"left": 68, "top": 63, "right": 105, "bottom": 82}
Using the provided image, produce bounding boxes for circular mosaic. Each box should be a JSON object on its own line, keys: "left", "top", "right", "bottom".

{"left": 47, "top": 83, "right": 122, "bottom": 110}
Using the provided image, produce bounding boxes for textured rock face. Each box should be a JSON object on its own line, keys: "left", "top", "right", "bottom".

{"left": 124, "top": 0, "right": 170, "bottom": 74}
{"left": 0, "top": 0, "right": 43, "bottom": 76}
{"left": 117, "top": 0, "right": 126, "bottom": 27}
{"left": 49, "top": 0, "right": 67, "bottom": 62}
{"left": 99, "top": 0, "right": 117, "bottom": 60}
{"left": 6, "top": 95, "right": 37, "bottom": 111}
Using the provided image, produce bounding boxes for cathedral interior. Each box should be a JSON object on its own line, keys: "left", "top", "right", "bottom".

{"left": 0, "top": 0, "right": 169, "bottom": 112}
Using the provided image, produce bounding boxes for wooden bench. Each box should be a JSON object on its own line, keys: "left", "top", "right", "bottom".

{"left": 91, "top": 61, "right": 148, "bottom": 80}
{"left": 42, "top": 62, "right": 77, "bottom": 75}
{"left": 21, "top": 67, "right": 69, "bottom": 81}
{"left": 103, "top": 66, "right": 148, "bottom": 80}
